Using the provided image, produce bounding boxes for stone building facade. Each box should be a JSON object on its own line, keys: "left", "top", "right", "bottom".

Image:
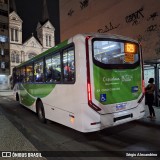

{"left": 9, "top": 10, "right": 55, "bottom": 75}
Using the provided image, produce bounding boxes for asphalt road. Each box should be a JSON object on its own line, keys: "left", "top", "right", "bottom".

{"left": 0, "top": 95, "right": 160, "bottom": 160}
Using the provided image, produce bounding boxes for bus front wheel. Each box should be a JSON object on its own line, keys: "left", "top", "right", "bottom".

{"left": 37, "top": 101, "right": 46, "bottom": 123}
{"left": 16, "top": 93, "right": 19, "bottom": 101}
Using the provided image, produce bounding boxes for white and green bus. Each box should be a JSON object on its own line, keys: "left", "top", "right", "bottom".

{"left": 12, "top": 33, "right": 145, "bottom": 132}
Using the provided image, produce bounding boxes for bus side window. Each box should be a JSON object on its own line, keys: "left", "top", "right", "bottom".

{"left": 70, "top": 61, "right": 75, "bottom": 80}
{"left": 52, "top": 53, "right": 61, "bottom": 82}
{"left": 20, "top": 67, "right": 26, "bottom": 83}
{"left": 26, "top": 65, "right": 33, "bottom": 82}
{"left": 46, "top": 66, "right": 52, "bottom": 82}
{"left": 45, "top": 56, "right": 52, "bottom": 82}
{"left": 15, "top": 68, "right": 20, "bottom": 82}
{"left": 34, "top": 60, "right": 44, "bottom": 82}
{"left": 62, "top": 46, "right": 75, "bottom": 83}
{"left": 45, "top": 53, "right": 61, "bottom": 83}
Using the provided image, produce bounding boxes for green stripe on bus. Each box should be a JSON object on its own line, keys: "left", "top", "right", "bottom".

{"left": 19, "top": 83, "right": 56, "bottom": 107}
{"left": 22, "top": 83, "right": 56, "bottom": 98}
{"left": 19, "top": 84, "right": 35, "bottom": 106}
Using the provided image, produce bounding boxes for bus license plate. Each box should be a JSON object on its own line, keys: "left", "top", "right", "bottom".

{"left": 116, "top": 103, "right": 126, "bottom": 111}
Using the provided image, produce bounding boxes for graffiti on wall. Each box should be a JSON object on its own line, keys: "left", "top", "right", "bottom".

{"left": 146, "top": 24, "right": 159, "bottom": 32}
{"left": 125, "top": 7, "right": 144, "bottom": 26}
{"left": 65, "top": 1, "right": 160, "bottom": 59}
{"left": 67, "top": 0, "right": 89, "bottom": 16}
{"left": 96, "top": 5, "right": 160, "bottom": 59}
{"left": 97, "top": 7, "right": 145, "bottom": 33}
{"left": 146, "top": 12, "right": 159, "bottom": 32}
{"left": 97, "top": 22, "right": 120, "bottom": 33}
{"left": 68, "top": 9, "right": 74, "bottom": 16}
{"left": 80, "top": 0, "right": 89, "bottom": 10}
{"left": 147, "top": 12, "right": 158, "bottom": 21}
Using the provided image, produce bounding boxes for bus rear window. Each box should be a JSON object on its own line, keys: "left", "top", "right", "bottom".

{"left": 93, "top": 39, "right": 139, "bottom": 68}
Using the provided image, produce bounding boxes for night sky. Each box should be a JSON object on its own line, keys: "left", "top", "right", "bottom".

{"left": 14, "top": 0, "right": 60, "bottom": 44}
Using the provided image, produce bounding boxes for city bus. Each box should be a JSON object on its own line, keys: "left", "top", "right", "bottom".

{"left": 12, "top": 33, "right": 145, "bottom": 132}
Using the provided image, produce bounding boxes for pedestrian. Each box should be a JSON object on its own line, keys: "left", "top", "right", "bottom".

{"left": 145, "top": 78, "right": 156, "bottom": 119}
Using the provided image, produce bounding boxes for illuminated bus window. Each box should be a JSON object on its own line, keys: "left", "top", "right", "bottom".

{"left": 45, "top": 53, "right": 61, "bottom": 83}
{"left": 52, "top": 53, "right": 61, "bottom": 82}
{"left": 93, "top": 41, "right": 139, "bottom": 65}
{"left": 26, "top": 65, "right": 33, "bottom": 82}
{"left": 63, "top": 47, "right": 75, "bottom": 83}
{"left": 34, "top": 60, "right": 44, "bottom": 82}
{"left": 20, "top": 67, "right": 26, "bottom": 82}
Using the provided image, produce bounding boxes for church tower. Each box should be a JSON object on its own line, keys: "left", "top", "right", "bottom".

{"left": 36, "top": 0, "right": 55, "bottom": 50}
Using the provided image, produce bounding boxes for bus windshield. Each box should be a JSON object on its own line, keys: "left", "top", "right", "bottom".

{"left": 93, "top": 39, "right": 139, "bottom": 68}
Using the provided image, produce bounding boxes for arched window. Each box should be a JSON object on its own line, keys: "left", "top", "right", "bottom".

{"left": 15, "top": 29, "right": 18, "bottom": 42}
{"left": 11, "top": 52, "right": 16, "bottom": 63}
{"left": 28, "top": 53, "right": 37, "bottom": 59}
{"left": 46, "top": 34, "right": 52, "bottom": 47}
{"left": 46, "top": 35, "right": 48, "bottom": 46}
{"left": 11, "top": 28, "right": 14, "bottom": 41}
{"left": 49, "top": 35, "right": 51, "bottom": 47}
{"left": 10, "top": 27, "right": 19, "bottom": 42}
{"left": 16, "top": 54, "right": 19, "bottom": 63}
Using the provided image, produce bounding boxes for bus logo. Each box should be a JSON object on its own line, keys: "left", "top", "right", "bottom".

{"left": 100, "top": 94, "right": 107, "bottom": 102}
{"left": 121, "top": 75, "right": 133, "bottom": 82}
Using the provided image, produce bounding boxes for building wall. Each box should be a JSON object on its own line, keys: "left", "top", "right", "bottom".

{"left": 60, "top": 0, "right": 160, "bottom": 61}
{"left": 0, "top": 0, "right": 10, "bottom": 90}
{"left": 10, "top": 39, "right": 43, "bottom": 74}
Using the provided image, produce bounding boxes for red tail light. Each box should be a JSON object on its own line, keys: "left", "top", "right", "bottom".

{"left": 87, "top": 83, "right": 92, "bottom": 101}
{"left": 86, "top": 36, "right": 101, "bottom": 112}
{"left": 142, "top": 80, "right": 145, "bottom": 94}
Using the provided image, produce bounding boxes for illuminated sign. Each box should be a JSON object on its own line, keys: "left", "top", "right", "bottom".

{"left": 125, "top": 53, "right": 134, "bottom": 63}
{"left": 124, "top": 43, "right": 136, "bottom": 53}
{"left": 0, "top": 35, "right": 8, "bottom": 42}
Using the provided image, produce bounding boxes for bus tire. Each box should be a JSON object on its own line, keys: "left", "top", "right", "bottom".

{"left": 16, "top": 93, "right": 19, "bottom": 101}
{"left": 37, "top": 100, "right": 46, "bottom": 123}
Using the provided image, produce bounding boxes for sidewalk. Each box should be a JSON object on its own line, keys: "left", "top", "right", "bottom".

{"left": 0, "top": 90, "right": 46, "bottom": 160}
{"left": 139, "top": 105, "right": 160, "bottom": 125}
{"left": 0, "top": 90, "right": 13, "bottom": 96}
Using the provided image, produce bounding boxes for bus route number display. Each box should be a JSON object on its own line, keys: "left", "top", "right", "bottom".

{"left": 124, "top": 43, "right": 136, "bottom": 53}
{"left": 124, "top": 43, "right": 136, "bottom": 63}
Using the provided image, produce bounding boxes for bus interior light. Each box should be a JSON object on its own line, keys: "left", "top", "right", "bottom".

{"left": 102, "top": 44, "right": 116, "bottom": 50}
